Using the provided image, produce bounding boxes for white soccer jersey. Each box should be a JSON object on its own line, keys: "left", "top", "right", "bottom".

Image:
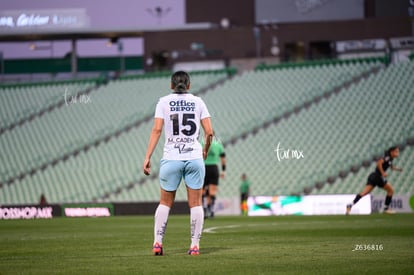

{"left": 155, "top": 93, "right": 211, "bottom": 160}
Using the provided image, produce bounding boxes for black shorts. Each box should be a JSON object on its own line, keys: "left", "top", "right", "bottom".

{"left": 204, "top": 165, "right": 219, "bottom": 187}
{"left": 241, "top": 193, "right": 248, "bottom": 202}
{"left": 367, "top": 172, "right": 387, "bottom": 188}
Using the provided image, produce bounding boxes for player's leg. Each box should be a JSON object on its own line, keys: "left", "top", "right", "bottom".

{"left": 357, "top": 184, "right": 375, "bottom": 200}
{"left": 240, "top": 194, "right": 244, "bottom": 215}
{"left": 184, "top": 159, "right": 205, "bottom": 255}
{"left": 153, "top": 189, "right": 175, "bottom": 255}
{"left": 241, "top": 193, "right": 248, "bottom": 215}
{"left": 202, "top": 181, "right": 209, "bottom": 217}
{"left": 205, "top": 166, "right": 219, "bottom": 217}
{"left": 203, "top": 166, "right": 213, "bottom": 216}
{"left": 382, "top": 182, "right": 394, "bottom": 213}
{"left": 207, "top": 184, "right": 218, "bottom": 217}
{"left": 153, "top": 160, "right": 183, "bottom": 255}
{"left": 346, "top": 184, "right": 374, "bottom": 215}
{"left": 186, "top": 186, "right": 203, "bottom": 255}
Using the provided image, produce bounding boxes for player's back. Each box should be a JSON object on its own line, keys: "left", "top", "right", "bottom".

{"left": 155, "top": 93, "right": 210, "bottom": 160}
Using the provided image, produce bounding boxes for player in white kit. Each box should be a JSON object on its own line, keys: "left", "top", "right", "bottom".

{"left": 143, "top": 71, "right": 213, "bottom": 256}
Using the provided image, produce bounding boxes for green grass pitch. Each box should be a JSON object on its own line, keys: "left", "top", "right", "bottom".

{"left": 1, "top": 214, "right": 414, "bottom": 274}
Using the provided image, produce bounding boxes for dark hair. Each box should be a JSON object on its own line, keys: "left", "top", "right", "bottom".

{"left": 171, "top": 71, "right": 190, "bottom": 94}
{"left": 386, "top": 146, "right": 398, "bottom": 156}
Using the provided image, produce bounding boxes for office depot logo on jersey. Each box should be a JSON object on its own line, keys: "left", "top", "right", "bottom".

{"left": 169, "top": 100, "right": 195, "bottom": 111}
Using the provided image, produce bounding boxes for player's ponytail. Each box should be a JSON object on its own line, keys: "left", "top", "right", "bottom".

{"left": 175, "top": 82, "right": 187, "bottom": 93}
{"left": 171, "top": 71, "right": 190, "bottom": 94}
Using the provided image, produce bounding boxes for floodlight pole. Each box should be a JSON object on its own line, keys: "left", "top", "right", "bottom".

{"left": 71, "top": 39, "right": 78, "bottom": 78}
{"left": 118, "top": 40, "right": 125, "bottom": 75}
{"left": 410, "top": 0, "right": 414, "bottom": 35}
{"left": 253, "top": 26, "right": 261, "bottom": 60}
{"left": 0, "top": 51, "right": 3, "bottom": 75}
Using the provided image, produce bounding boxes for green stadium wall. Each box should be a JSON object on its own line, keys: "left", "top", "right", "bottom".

{"left": 1, "top": 56, "right": 144, "bottom": 74}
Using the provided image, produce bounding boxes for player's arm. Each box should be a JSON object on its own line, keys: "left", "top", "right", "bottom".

{"left": 201, "top": 117, "right": 213, "bottom": 160}
{"left": 391, "top": 165, "right": 403, "bottom": 172}
{"left": 143, "top": 118, "right": 163, "bottom": 175}
{"left": 220, "top": 152, "right": 226, "bottom": 178}
{"left": 376, "top": 158, "right": 387, "bottom": 178}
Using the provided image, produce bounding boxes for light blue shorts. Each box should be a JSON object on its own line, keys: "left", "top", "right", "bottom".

{"left": 159, "top": 159, "right": 205, "bottom": 191}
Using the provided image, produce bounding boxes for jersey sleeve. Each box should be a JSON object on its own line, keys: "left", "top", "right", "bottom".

{"left": 154, "top": 99, "right": 164, "bottom": 119}
{"left": 199, "top": 99, "right": 211, "bottom": 119}
{"left": 219, "top": 143, "right": 225, "bottom": 156}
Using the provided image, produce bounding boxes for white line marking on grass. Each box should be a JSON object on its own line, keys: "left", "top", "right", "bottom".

{"left": 203, "top": 224, "right": 241, "bottom": 234}
{"left": 203, "top": 223, "right": 275, "bottom": 234}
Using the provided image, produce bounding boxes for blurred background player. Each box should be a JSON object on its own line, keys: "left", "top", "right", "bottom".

{"left": 346, "top": 146, "right": 403, "bottom": 215}
{"left": 143, "top": 71, "right": 213, "bottom": 256}
{"left": 202, "top": 134, "right": 226, "bottom": 218}
{"left": 240, "top": 173, "right": 250, "bottom": 216}
{"left": 39, "top": 193, "right": 48, "bottom": 206}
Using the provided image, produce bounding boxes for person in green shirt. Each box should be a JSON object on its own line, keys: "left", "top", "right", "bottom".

{"left": 203, "top": 136, "right": 226, "bottom": 218}
{"left": 240, "top": 174, "right": 250, "bottom": 216}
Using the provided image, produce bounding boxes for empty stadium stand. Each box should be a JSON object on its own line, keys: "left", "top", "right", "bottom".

{"left": 0, "top": 69, "right": 231, "bottom": 204}
{"left": 0, "top": 59, "right": 413, "bottom": 205}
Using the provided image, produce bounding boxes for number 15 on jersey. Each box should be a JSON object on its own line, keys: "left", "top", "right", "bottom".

{"left": 170, "top": 113, "right": 197, "bottom": 136}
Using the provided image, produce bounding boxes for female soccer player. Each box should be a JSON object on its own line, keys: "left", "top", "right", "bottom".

{"left": 346, "top": 146, "right": 403, "bottom": 215}
{"left": 143, "top": 71, "right": 213, "bottom": 256}
{"left": 239, "top": 173, "right": 251, "bottom": 216}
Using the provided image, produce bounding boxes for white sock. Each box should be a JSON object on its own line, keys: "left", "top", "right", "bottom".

{"left": 154, "top": 204, "right": 170, "bottom": 245}
{"left": 190, "top": 206, "right": 204, "bottom": 248}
